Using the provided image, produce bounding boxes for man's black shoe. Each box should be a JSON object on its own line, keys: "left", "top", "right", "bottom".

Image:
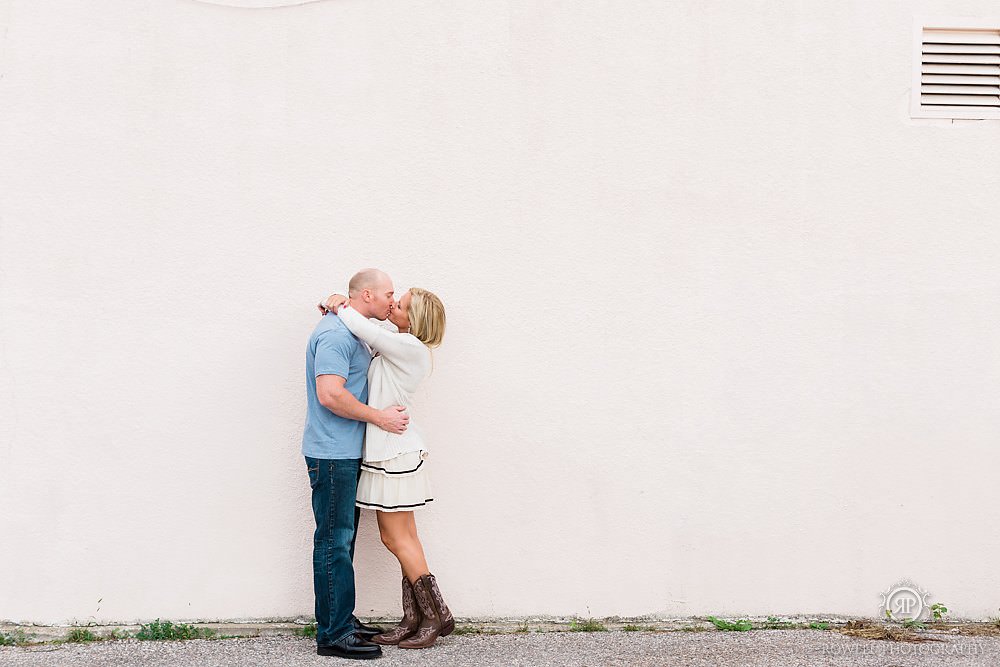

{"left": 317, "top": 633, "right": 383, "bottom": 660}
{"left": 352, "top": 616, "right": 385, "bottom": 640}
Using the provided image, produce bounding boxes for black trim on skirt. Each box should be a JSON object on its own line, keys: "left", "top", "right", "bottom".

{"left": 356, "top": 498, "right": 434, "bottom": 510}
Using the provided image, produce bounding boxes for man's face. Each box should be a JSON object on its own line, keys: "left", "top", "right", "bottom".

{"left": 367, "top": 279, "right": 395, "bottom": 320}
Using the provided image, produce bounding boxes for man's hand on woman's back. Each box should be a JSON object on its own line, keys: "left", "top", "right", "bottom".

{"left": 377, "top": 405, "right": 409, "bottom": 434}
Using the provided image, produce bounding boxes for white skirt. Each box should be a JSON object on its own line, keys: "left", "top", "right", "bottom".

{"left": 356, "top": 450, "right": 433, "bottom": 512}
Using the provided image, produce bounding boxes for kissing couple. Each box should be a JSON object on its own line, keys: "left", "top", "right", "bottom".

{"left": 301, "top": 268, "right": 453, "bottom": 660}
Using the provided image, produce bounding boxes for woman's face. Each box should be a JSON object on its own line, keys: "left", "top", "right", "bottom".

{"left": 388, "top": 290, "right": 412, "bottom": 332}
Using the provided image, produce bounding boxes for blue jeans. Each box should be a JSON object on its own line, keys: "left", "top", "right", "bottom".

{"left": 305, "top": 456, "right": 362, "bottom": 645}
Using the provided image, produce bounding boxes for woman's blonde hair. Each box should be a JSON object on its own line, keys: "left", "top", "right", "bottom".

{"left": 408, "top": 287, "right": 446, "bottom": 348}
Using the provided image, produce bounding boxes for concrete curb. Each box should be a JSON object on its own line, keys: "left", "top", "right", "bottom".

{"left": 4, "top": 615, "right": 998, "bottom": 644}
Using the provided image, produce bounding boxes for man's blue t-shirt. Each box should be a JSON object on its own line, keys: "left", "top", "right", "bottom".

{"left": 301, "top": 313, "right": 372, "bottom": 459}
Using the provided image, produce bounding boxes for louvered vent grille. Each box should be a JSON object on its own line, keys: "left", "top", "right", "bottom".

{"left": 918, "top": 27, "right": 1000, "bottom": 117}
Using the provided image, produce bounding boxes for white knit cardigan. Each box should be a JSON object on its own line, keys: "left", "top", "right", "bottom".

{"left": 337, "top": 305, "right": 432, "bottom": 462}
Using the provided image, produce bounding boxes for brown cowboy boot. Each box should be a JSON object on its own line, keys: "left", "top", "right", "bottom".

{"left": 398, "top": 575, "right": 442, "bottom": 649}
{"left": 371, "top": 577, "right": 421, "bottom": 645}
{"left": 423, "top": 573, "right": 455, "bottom": 637}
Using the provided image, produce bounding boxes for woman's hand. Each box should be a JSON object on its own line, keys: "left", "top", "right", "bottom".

{"left": 317, "top": 293, "right": 348, "bottom": 315}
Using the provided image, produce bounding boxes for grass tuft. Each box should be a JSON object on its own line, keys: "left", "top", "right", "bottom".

{"left": 293, "top": 623, "right": 317, "bottom": 638}
{"left": 569, "top": 618, "right": 607, "bottom": 632}
{"left": 66, "top": 628, "right": 99, "bottom": 643}
{"left": 135, "top": 620, "right": 215, "bottom": 641}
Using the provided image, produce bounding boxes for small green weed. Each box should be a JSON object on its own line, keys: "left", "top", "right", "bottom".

{"left": 0, "top": 630, "right": 31, "bottom": 646}
{"left": 901, "top": 618, "right": 926, "bottom": 630}
{"left": 294, "top": 623, "right": 317, "bottom": 638}
{"left": 707, "top": 616, "right": 753, "bottom": 632}
{"left": 809, "top": 622, "right": 830, "bottom": 630}
{"left": 931, "top": 603, "right": 949, "bottom": 621}
{"left": 569, "top": 618, "right": 607, "bottom": 632}
{"left": 66, "top": 628, "right": 99, "bottom": 643}
{"left": 135, "top": 620, "right": 215, "bottom": 641}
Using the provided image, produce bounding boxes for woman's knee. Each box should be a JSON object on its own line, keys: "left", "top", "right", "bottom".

{"left": 379, "top": 529, "right": 397, "bottom": 551}
{"left": 379, "top": 519, "right": 411, "bottom": 553}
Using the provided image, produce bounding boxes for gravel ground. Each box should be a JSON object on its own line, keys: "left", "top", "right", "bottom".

{"left": 2, "top": 631, "right": 999, "bottom": 667}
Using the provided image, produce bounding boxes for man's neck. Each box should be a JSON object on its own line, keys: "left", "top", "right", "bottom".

{"left": 347, "top": 297, "right": 369, "bottom": 318}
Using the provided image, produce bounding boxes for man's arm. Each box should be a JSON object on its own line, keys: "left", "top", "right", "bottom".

{"left": 316, "top": 374, "right": 409, "bottom": 434}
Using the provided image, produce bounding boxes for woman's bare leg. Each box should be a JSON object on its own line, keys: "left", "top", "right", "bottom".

{"left": 376, "top": 510, "right": 430, "bottom": 582}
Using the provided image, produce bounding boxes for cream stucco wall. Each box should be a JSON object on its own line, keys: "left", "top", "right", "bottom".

{"left": 2, "top": 0, "right": 999, "bottom": 625}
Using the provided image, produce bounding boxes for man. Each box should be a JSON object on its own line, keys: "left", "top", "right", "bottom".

{"left": 302, "top": 268, "right": 410, "bottom": 659}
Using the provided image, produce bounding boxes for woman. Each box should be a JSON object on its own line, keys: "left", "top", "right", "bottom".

{"left": 318, "top": 287, "right": 454, "bottom": 649}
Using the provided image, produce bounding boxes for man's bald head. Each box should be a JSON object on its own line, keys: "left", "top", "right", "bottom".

{"left": 348, "top": 268, "right": 391, "bottom": 296}
{"left": 347, "top": 268, "right": 394, "bottom": 320}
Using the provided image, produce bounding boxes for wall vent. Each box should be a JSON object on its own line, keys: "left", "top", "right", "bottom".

{"left": 912, "top": 21, "right": 1000, "bottom": 119}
